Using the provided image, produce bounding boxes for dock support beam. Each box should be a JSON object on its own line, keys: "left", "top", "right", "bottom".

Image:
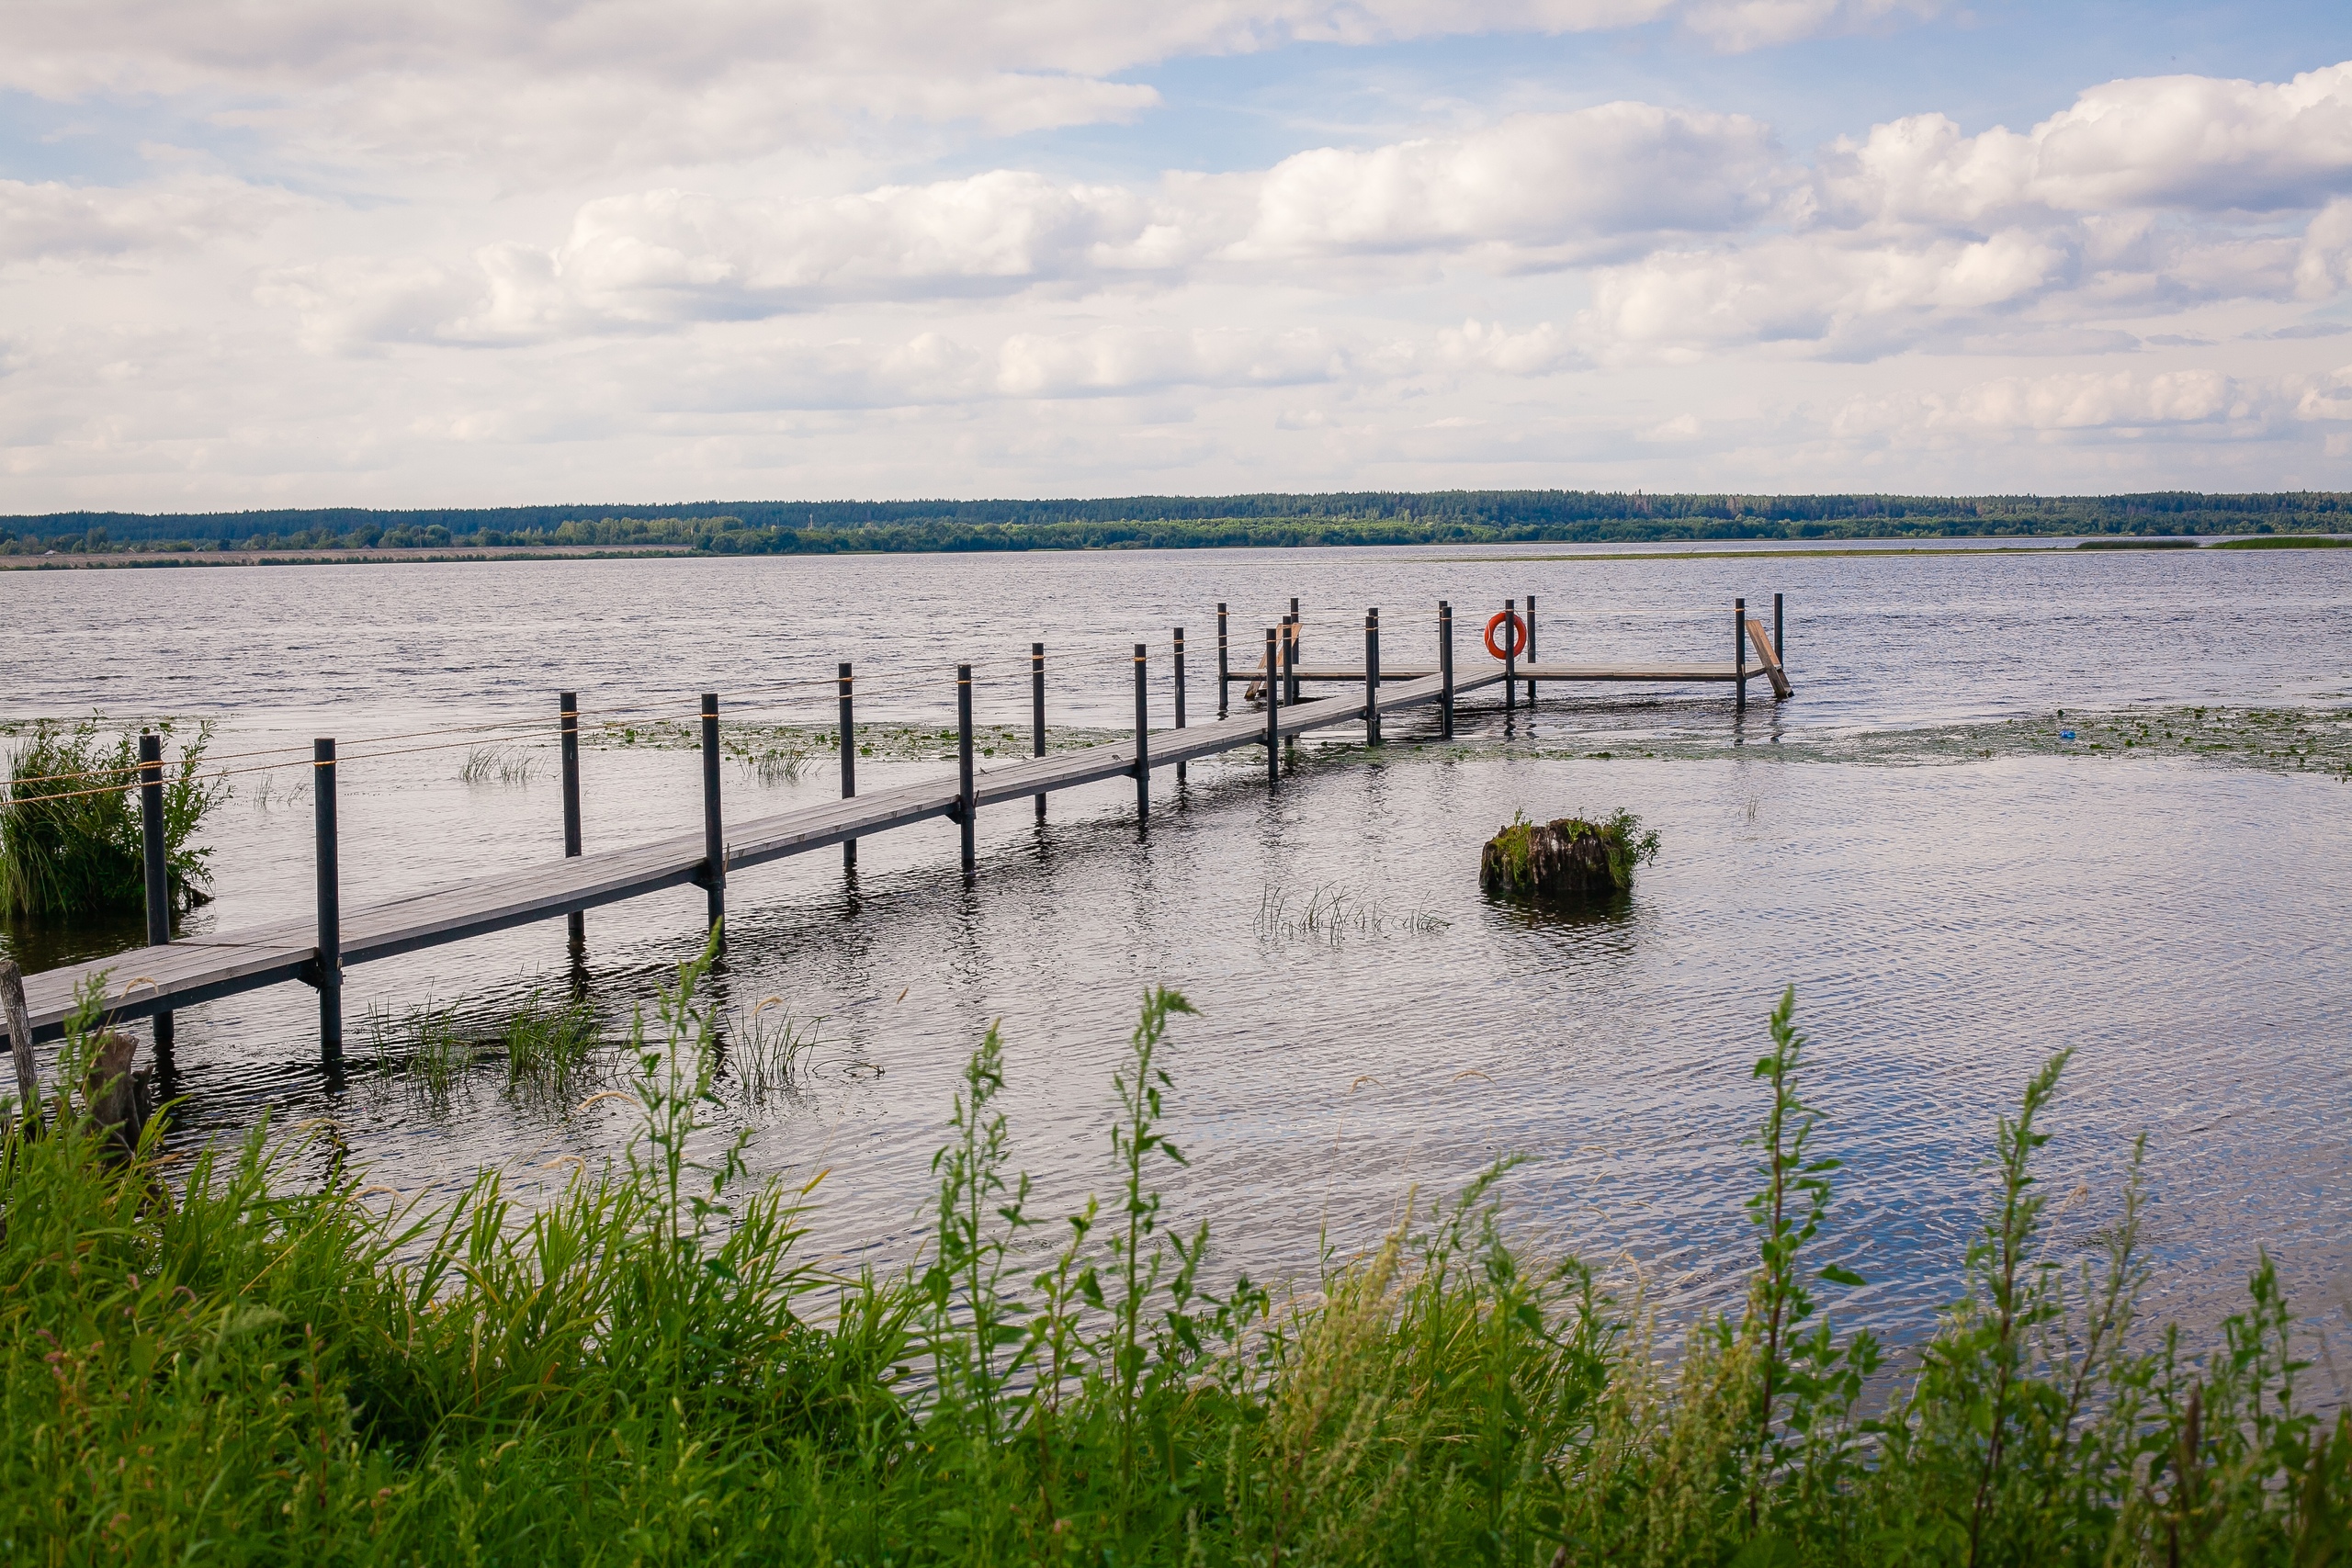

{"left": 1216, "top": 604, "right": 1229, "bottom": 718}
{"left": 700, "top": 694, "right": 725, "bottom": 936}
{"left": 1363, "top": 609, "right": 1381, "bottom": 746}
{"left": 560, "top": 694, "right": 584, "bottom": 944}
{"left": 838, "top": 664, "right": 857, "bottom": 867}
{"left": 1173, "top": 627, "right": 1187, "bottom": 784}
{"left": 1263, "top": 627, "right": 1280, "bottom": 789}
{"left": 1525, "top": 594, "right": 1537, "bottom": 709}
{"left": 1132, "top": 644, "right": 1150, "bottom": 827}
{"left": 956, "top": 665, "right": 977, "bottom": 878}
{"left": 311, "top": 739, "right": 341, "bottom": 1061}
{"left": 138, "top": 731, "right": 174, "bottom": 1055}
{"left": 1504, "top": 599, "right": 1518, "bottom": 716}
{"left": 1031, "top": 644, "right": 1046, "bottom": 821}
{"left": 1286, "top": 599, "right": 1301, "bottom": 706}
{"left": 1439, "top": 601, "right": 1454, "bottom": 739}
{"left": 1735, "top": 601, "right": 1748, "bottom": 715}
{"left": 1281, "top": 615, "right": 1298, "bottom": 760}
{"left": 1775, "top": 593, "right": 1785, "bottom": 682}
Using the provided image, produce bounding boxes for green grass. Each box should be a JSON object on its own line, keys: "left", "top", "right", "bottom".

{"left": 0, "top": 718, "right": 225, "bottom": 922}
{"left": 364, "top": 993, "right": 607, "bottom": 1110}
{"left": 5, "top": 957, "right": 2346, "bottom": 1564}
{"left": 2209, "top": 535, "right": 2352, "bottom": 549}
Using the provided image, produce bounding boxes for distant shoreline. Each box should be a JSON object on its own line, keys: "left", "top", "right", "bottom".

{"left": 6, "top": 488, "right": 2348, "bottom": 564}
{"left": 6, "top": 534, "right": 2349, "bottom": 570}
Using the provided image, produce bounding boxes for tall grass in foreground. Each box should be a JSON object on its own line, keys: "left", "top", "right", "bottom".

{"left": 4, "top": 958, "right": 2346, "bottom": 1565}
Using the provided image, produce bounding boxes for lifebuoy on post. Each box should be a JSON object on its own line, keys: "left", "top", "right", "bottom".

{"left": 1484, "top": 610, "right": 1526, "bottom": 661}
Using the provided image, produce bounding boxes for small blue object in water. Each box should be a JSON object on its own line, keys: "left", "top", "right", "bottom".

{"left": 2060, "top": 729, "right": 2076, "bottom": 740}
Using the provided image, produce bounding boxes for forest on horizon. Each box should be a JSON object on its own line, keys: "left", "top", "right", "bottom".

{"left": 5, "top": 489, "right": 2348, "bottom": 557}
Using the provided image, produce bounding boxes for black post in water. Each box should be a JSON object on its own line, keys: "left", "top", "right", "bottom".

{"left": 700, "top": 694, "right": 725, "bottom": 936}
{"left": 311, "top": 739, "right": 341, "bottom": 1061}
{"left": 1525, "top": 593, "right": 1537, "bottom": 709}
{"left": 956, "top": 665, "right": 977, "bottom": 879}
{"left": 138, "top": 732, "right": 174, "bottom": 1054}
{"left": 1363, "top": 609, "right": 1382, "bottom": 745}
{"left": 1440, "top": 601, "right": 1455, "bottom": 739}
{"left": 560, "top": 693, "right": 584, "bottom": 946}
{"left": 1131, "top": 644, "right": 1150, "bottom": 827}
{"left": 1263, "top": 627, "right": 1280, "bottom": 789}
{"left": 1774, "top": 592, "right": 1785, "bottom": 674}
{"left": 1216, "top": 604, "right": 1229, "bottom": 718}
{"left": 1288, "top": 615, "right": 1307, "bottom": 757}
{"left": 1030, "top": 643, "right": 1046, "bottom": 821}
{"left": 1735, "top": 600, "right": 1748, "bottom": 716}
{"left": 837, "top": 664, "right": 857, "bottom": 868}
{"left": 1173, "top": 628, "right": 1188, "bottom": 784}
{"left": 1286, "top": 599, "right": 1301, "bottom": 705}
{"left": 1503, "top": 599, "right": 1518, "bottom": 716}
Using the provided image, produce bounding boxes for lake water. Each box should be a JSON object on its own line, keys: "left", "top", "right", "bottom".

{"left": 2, "top": 541, "right": 2348, "bottom": 1359}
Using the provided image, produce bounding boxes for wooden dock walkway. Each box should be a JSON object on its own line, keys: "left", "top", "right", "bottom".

{"left": 7, "top": 593, "right": 1791, "bottom": 1055}
{"left": 15, "top": 668, "right": 1488, "bottom": 1042}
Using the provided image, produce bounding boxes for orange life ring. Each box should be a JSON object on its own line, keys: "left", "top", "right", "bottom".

{"left": 1484, "top": 610, "right": 1526, "bottom": 661}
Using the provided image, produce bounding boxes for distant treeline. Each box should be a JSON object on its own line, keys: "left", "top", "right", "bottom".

{"left": 6, "top": 490, "right": 2349, "bottom": 557}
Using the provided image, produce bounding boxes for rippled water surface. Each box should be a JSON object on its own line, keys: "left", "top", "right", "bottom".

{"left": 2, "top": 542, "right": 2347, "bottom": 1352}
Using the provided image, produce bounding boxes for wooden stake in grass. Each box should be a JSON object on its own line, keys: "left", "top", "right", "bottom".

{"left": 1, "top": 959, "right": 38, "bottom": 1129}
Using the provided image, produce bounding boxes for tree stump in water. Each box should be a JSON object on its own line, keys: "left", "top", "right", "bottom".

{"left": 82, "top": 1031, "right": 153, "bottom": 1155}
{"left": 1480, "top": 812, "right": 1659, "bottom": 902}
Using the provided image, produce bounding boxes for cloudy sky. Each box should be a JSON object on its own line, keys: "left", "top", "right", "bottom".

{"left": 5, "top": 1, "right": 2352, "bottom": 511}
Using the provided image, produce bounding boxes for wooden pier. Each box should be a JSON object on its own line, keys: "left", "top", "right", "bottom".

{"left": 3, "top": 595, "right": 1788, "bottom": 1056}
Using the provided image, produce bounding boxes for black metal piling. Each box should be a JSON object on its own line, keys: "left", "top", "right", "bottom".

{"left": 956, "top": 664, "right": 977, "bottom": 878}
{"left": 1216, "top": 604, "right": 1229, "bottom": 718}
{"left": 1263, "top": 627, "right": 1280, "bottom": 789}
{"left": 1031, "top": 642, "right": 1046, "bottom": 821}
{"left": 1774, "top": 592, "right": 1785, "bottom": 672}
{"left": 1363, "top": 609, "right": 1381, "bottom": 745}
{"left": 1286, "top": 599, "right": 1301, "bottom": 705}
{"left": 1503, "top": 599, "right": 1518, "bottom": 716}
{"left": 138, "top": 732, "right": 174, "bottom": 1054}
{"left": 1735, "top": 600, "right": 1748, "bottom": 715}
{"left": 1281, "top": 615, "right": 1298, "bottom": 758}
{"left": 700, "top": 694, "right": 725, "bottom": 935}
{"left": 1173, "top": 627, "right": 1188, "bottom": 784}
{"left": 838, "top": 664, "right": 857, "bottom": 867}
{"left": 1132, "top": 643, "right": 1150, "bottom": 827}
{"left": 560, "top": 693, "right": 584, "bottom": 944}
{"left": 311, "top": 739, "right": 341, "bottom": 1060}
{"left": 1525, "top": 593, "right": 1537, "bottom": 708}
{"left": 1440, "top": 601, "right": 1455, "bottom": 739}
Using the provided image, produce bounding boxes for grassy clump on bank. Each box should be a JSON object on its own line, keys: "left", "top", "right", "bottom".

{"left": 5, "top": 960, "right": 2348, "bottom": 1564}
{"left": 0, "top": 719, "right": 224, "bottom": 922}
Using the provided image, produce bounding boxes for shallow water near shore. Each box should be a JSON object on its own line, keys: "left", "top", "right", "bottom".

{"left": 2, "top": 540, "right": 2347, "bottom": 1362}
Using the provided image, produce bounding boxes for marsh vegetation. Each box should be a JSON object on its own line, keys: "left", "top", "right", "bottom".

{"left": 0, "top": 719, "right": 224, "bottom": 923}
{"left": 4, "top": 953, "right": 2346, "bottom": 1564}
